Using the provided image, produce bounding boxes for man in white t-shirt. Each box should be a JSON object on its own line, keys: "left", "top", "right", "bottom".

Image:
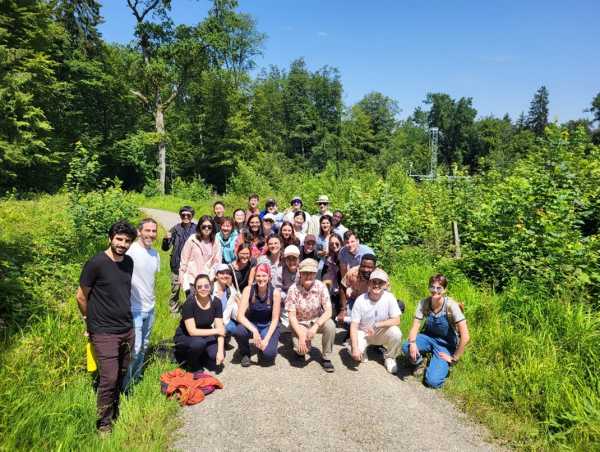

{"left": 350, "top": 268, "right": 402, "bottom": 374}
{"left": 125, "top": 218, "right": 160, "bottom": 388}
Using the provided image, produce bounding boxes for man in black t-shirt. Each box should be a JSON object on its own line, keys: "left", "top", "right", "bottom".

{"left": 76, "top": 220, "right": 137, "bottom": 435}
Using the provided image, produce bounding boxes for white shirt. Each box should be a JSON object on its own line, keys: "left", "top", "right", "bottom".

{"left": 127, "top": 241, "right": 160, "bottom": 312}
{"left": 351, "top": 291, "right": 401, "bottom": 329}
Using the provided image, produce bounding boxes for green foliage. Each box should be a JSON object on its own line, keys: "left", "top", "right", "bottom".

{"left": 526, "top": 85, "right": 550, "bottom": 136}
{"left": 171, "top": 176, "right": 213, "bottom": 201}
{"left": 69, "top": 184, "right": 139, "bottom": 242}
{"left": 64, "top": 141, "right": 102, "bottom": 192}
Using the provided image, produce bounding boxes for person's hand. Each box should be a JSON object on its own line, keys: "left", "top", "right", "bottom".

{"left": 216, "top": 350, "right": 224, "bottom": 366}
{"left": 351, "top": 347, "right": 362, "bottom": 362}
{"left": 214, "top": 325, "right": 226, "bottom": 337}
{"left": 252, "top": 329, "right": 262, "bottom": 346}
{"left": 307, "top": 323, "right": 318, "bottom": 340}
{"left": 362, "top": 325, "right": 375, "bottom": 337}
{"left": 438, "top": 352, "right": 454, "bottom": 364}
{"left": 409, "top": 342, "right": 419, "bottom": 362}
{"left": 335, "top": 309, "right": 346, "bottom": 326}
{"left": 297, "top": 331, "right": 309, "bottom": 354}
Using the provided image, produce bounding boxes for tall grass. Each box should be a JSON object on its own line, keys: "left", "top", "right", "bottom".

{"left": 0, "top": 195, "right": 182, "bottom": 450}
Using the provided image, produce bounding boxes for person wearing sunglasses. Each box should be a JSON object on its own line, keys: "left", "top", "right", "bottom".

{"left": 283, "top": 196, "right": 311, "bottom": 230}
{"left": 179, "top": 215, "right": 222, "bottom": 295}
{"left": 162, "top": 206, "right": 197, "bottom": 313}
{"left": 233, "top": 263, "right": 281, "bottom": 367}
{"left": 174, "top": 274, "right": 225, "bottom": 371}
{"left": 322, "top": 233, "right": 344, "bottom": 321}
{"left": 402, "top": 274, "right": 470, "bottom": 388}
{"left": 307, "top": 194, "right": 333, "bottom": 236}
{"left": 349, "top": 269, "right": 402, "bottom": 374}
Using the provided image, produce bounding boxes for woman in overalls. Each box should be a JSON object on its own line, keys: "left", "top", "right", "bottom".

{"left": 233, "top": 263, "right": 281, "bottom": 367}
{"left": 402, "top": 274, "right": 470, "bottom": 388}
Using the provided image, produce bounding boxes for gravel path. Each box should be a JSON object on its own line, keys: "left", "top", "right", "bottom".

{"left": 142, "top": 207, "right": 501, "bottom": 452}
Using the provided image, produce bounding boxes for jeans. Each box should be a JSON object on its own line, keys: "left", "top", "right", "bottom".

{"left": 174, "top": 334, "right": 220, "bottom": 371}
{"left": 402, "top": 333, "right": 456, "bottom": 389}
{"left": 233, "top": 322, "right": 280, "bottom": 362}
{"left": 89, "top": 329, "right": 134, "bottom": 429}
{"left": 225, "top": 319, "right": 238, "bottom": 336}
{"left": 124, "top": 309, "right": 155, "bottom": 389}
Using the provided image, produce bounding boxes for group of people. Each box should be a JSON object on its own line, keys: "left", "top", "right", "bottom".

{"left": 76, "top": 193, "right": 470, "bottom": 434}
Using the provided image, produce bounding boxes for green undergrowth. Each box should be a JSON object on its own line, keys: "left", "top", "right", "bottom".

{"left": 0, "top": 195, "right": 183, "bottom": 451}
{"left": 389, "top": 248, "right": 600, "bottom": 451}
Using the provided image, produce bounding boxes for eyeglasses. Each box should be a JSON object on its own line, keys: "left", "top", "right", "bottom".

{"left": 429, "top": 286, "right": 444, "bottom": 293}
{"left": 181, "top": 213, "right": 192, "bottom": 218}
{"left": 196, "top": 283, "right": 211, "bottom": 290}
{"left": 201, "top": 224, "right": 213, "bottom": 230}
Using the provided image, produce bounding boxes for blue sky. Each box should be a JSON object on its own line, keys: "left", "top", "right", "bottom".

{"left": 99, "top": 0, "right": 600, "bottom": 121}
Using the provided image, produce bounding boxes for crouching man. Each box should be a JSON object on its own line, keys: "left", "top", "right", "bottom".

{"left": 285, "top": 258, "right": 336, "bottom": 372}
{"left": 350, "top": 269, "right": 402, "bottom": 374}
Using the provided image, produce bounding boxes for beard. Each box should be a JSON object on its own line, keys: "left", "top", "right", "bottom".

{"left": 111, "top": 243, "right": 127, "bottom": 256}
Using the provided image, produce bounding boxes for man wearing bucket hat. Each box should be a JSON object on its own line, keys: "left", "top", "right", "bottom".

{"left": 285, "top": 258, "right": 336, "bottom": 372}
{"left": 308, "top": 194, "right": 333, "bottom": 235}
{"left": 349, "top": 269, "right": 402, "bottom": 374}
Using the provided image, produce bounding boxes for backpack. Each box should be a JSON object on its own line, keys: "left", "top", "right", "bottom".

{"left": 420, "top": 296, "right": 465, "bottom": 336}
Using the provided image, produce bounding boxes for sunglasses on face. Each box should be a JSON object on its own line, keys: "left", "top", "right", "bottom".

{"left": 318, "top": 202, "right": 328, "bottom": 206}
{"left": 196, "top": 283, "right": 211, "bottom": 290}
{"left": 181, "top": 213, "right": 192, "bottom": 218}
{"left": 370, "top": 280, "right": 385, "bottom": 287}
{"left": 429, "top": 286, "right": 444, "bottom": 293}
{"left": 201, "top": 225, "right": 212, "bottom": 230}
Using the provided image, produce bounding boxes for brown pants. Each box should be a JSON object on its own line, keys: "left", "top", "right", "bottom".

{"left": 90, "top": 329, "right": 134, "bottom": 429}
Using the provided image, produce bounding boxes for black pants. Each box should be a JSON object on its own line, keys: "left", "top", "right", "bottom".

{"left": 174, "top": 334, "right": 219, "bottom": 371}
{"left": 90, "top": 329, "right": 134, "bottom": 429}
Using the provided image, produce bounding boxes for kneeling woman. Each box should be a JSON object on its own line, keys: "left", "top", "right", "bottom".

{"left": 174, "top": 274, "right": 226, "bottom": 371}
{"left": 233, "top": 263, "right": 281, "bottom": 367}
{"left": 402, "top": 274, "right": 470, "bottom": 388}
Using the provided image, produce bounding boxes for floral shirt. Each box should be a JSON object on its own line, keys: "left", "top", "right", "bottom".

{"left": 285, "top": 279, "right": 331, "bottom": 322}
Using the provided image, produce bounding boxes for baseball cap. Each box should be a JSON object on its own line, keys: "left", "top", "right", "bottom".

{"left": 263, "top": 213, "right": 276, "bottom": 222}
{"left": 283, "top": 245, "right": 300, "bottom": 258}
{"left": 369, "top": 268, "right": 389, "bottom": 283}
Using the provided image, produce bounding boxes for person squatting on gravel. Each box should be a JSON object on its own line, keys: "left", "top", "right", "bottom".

{"left": 402, "top": 274, "right": 470, "bottom": 388}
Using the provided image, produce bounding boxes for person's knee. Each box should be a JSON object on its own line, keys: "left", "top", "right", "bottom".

{"left": 188, "top": 338, "right": 207, "bottom": 353}
{"left": 261, "top": 347, "right": 277, "bottom": 362}
{"left": 424, "top": 367, "right": 447, "bottom": 389}
{"left": 388, "top": 326, "right": 402, "bottom": 342}
{"left": 101, "top": 368, "right": 120, "bottom": 388}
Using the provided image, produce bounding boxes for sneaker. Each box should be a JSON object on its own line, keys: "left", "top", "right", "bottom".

{"left": 321, "top": 359, "right": 335, "bottom": 373}
{"left": 385, "top": 357, "right": 398, "bottom": 374}
{"left": 97, "top": 424, "right": 112, "bottom": 438}
{"left": 241, "top": 355, "right": 251, "bottom": 367}
{"left": 413, "top": 360, "right": 426, "bottom": 377}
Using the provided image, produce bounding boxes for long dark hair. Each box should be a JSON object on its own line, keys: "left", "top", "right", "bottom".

{"left": 319, "top": 214, "right": 333, "bottom": 237}
{"left": 196, "top": 215, "right": 216, "bottom": 243}
{"left": 279, "top": 221, "right": 300, "bottom": 247}
{"left": 246, "top": 214, "right": 265, "bottom": 246}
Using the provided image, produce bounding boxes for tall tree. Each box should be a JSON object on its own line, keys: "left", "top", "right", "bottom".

{"left": 526, "top": 85, "right": 549, "bottom": 136}
{"left": 355, "top": 92, "right": 398, "bottom": 151}
{"left": 126, "top": 0, "right": 206, "bottom": 193}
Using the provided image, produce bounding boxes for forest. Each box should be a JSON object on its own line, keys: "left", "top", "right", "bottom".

{"left": 2, "top": 1, "right": 600, "bottom": 450}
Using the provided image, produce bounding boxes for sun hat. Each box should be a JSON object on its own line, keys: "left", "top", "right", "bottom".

{"left": 316, "top": 195, "right": 330, "bottom": 204}
{"left": 298, "top": 258, "right": 318, "bottom": 273}
{"left": 369, "top": 268, "right": 389, "bottom": 283}
{"left": 283, "top": 245, "right": 300, "bottom": 258}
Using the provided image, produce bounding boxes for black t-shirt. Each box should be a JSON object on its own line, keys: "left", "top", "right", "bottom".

{"left": 178, "top": 295, "right": 223, "bottom": 336}
{"left": 300, "top": 247, "right": 318, "bottom": 261}
{"left": 80, "top": 252, "right": 134, "bottom": 334}
{"left": 233, "top": 258, "right": 256, "bottom": 292}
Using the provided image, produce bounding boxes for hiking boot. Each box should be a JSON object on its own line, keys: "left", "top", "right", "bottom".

{"left": 413, "top": 360, "right": 426, "bottom": 377}
{"left": 384, "top": 357, "right": 398, "bottom": 374}
{"left": 321, "top": 359, "right": 335, "bottom": 373}
{"left": 291, "top": 353, "right": 307, "bottom": 368}
{"left": 240, "top": 355, "right": 251, "bottom": 367}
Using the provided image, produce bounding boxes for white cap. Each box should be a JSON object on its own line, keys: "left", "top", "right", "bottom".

{"left": 283, "top": 245, "right": 300, "bottom": 258}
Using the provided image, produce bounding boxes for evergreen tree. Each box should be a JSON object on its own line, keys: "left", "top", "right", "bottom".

{"left": 526, "top": 85, "right": 549, "bottom": 136}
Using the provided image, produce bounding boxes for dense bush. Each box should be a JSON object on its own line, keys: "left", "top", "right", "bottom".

{"left": 69, "top": 184, "right": 139, "bottom": 243}
{"left": 171, "top": 176, "right": 214, "bottom": 201}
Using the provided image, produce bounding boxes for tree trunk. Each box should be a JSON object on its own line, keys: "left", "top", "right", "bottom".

{"left": 155, "top": 104, "right": 166, "bottom": 195}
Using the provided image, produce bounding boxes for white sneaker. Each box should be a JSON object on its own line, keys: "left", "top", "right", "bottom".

{"left": 385, "top": 357, "right": 398, "bottom": 374}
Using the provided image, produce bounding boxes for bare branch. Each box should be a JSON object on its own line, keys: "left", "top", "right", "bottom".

{"left": 126, "top": 0, "right": 142, "bottom": 22}
{"left": 164, "top": 87, "right": 178, "bottom": 110}
{"left": 131, "top": 89, "right": 149, "bottom": 105}
{"left": 140, "top": 0, "right": 161, "bottom": 22}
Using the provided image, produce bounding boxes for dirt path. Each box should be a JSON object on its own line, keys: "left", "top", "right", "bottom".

{"left": 142, "top": 207, "right": 500, "bottom": 452}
